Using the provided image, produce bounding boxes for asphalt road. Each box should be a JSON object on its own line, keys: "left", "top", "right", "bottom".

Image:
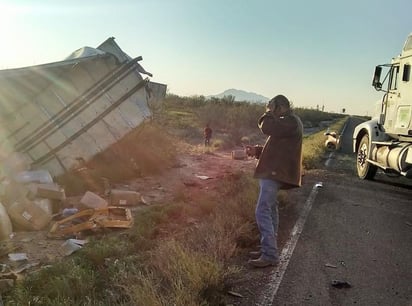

{"left": 269, "top": 117, "right": 412, "bottom": 305}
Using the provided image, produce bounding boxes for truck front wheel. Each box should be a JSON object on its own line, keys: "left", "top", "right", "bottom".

{"left": 357, "top": 134, "right": 378, "bottom": 180}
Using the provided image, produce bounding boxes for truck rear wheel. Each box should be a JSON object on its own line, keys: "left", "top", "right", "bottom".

{"left": 357, "top": 134, "right": 377, "bottom": 180}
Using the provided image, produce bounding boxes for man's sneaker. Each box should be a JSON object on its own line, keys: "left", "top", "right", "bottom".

{"left": 248, "top": 251, "right": 261, "bottom": 259}
{"left": 248, "top": 256, "right": 279, "bottom": 268}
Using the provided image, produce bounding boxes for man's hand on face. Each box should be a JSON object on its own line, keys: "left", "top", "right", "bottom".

{"left": 266, "top": 102, "right": 275, "bottom": 113}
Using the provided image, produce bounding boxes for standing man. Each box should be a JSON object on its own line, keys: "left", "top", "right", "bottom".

{"left": 248, "top": 94, "right": 303, "bottom": 268}
{"left": 204, "top": 124, "right": 212, "bottom": 147}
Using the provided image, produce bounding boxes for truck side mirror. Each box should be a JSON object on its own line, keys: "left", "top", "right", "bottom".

{"left": 372, "top": 66, "right": 382, "bottom": 90}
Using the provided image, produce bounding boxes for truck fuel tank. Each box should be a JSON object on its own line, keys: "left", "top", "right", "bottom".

{"left": 373, "top": 142, "right": 412, "bottom": 173}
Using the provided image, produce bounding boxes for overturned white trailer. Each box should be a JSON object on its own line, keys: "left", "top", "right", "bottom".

{"left": 0, "top": 37, "right": 166, "bottom": 177}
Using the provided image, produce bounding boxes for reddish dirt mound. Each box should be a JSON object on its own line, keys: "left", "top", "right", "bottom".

{"left": 125, "top": 149, "right": 256, "bottom": 205}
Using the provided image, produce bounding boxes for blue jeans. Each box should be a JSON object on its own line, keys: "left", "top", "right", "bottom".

{"left": 255, "top": 179, "right": 280, "bottom": 261}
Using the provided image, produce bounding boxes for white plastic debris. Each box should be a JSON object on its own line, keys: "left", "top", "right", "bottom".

{"left": 62, "top": 207, "right": 79, "bottom": 217}
{"left": 8, "top": 253, "right": 28, "bottom": 261}
{"left": 195, "top": 175, "right": 212, "bottom": 180}
{"left": 61, "top": 239, "right": 88, "bottom": 256}
{"left": 13, "top": 170, "right": 53, "bottom": 184}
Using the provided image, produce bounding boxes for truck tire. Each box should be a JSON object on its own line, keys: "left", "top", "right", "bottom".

{"left": 326, "top": 142, "right": 336, "bottom": 150}
{"left": 357, "top": 134, "right": 377, "bottom": 180}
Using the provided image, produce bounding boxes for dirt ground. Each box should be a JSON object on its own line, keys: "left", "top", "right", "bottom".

{"left": 0, "top": 145, "right": 259, "bottom": 277}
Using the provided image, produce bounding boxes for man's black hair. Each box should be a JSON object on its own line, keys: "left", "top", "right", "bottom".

{"left": 268, "top": 94, "right": 290, "bottom": 109}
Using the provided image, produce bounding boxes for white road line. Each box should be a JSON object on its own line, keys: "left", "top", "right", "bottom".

{"left": 325, "top": 152, "right": 334, "bottom": 167}
{"left": 257, "top": 183, "right": 322, "bottom": 306}
{"left": 340, "top": 119, "right": 349, "bottom": 136}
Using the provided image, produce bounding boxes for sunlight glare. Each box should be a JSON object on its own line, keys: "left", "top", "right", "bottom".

{"left": 0, "top": 3, "right": 30, "bottom": 68}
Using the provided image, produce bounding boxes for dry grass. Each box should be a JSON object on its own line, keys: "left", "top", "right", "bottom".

{"left": 7, "top": 170, "right": 255, "bottom": 305}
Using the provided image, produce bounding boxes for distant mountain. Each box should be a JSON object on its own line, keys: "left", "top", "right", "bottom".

{"left": 207, "top": 89, "right": 269, "bottom": 103}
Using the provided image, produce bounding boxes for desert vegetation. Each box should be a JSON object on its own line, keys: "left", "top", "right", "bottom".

{"left": 158, "top": 94, "right": 344, "bottom": 148}
{"left": 4, "top": 94, "right": 347, "bottom": 305}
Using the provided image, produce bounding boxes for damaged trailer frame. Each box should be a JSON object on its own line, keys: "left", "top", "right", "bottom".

{"left": 0, "top": 37, "right": 165, "bottom": 177}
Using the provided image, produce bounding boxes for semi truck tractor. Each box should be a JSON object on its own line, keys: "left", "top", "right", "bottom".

{"left": 353, "top": 33, "right": 412, "bottom": 179}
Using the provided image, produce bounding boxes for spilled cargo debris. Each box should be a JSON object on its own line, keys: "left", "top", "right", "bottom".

{"left": 60, "top": 239, "right": 88, "bottom": 256}
{"left": 109, "top": 189, "right": 143, "bottom": 206}
{"left": 48, "top": 206, "right": 133, "bottom": 238}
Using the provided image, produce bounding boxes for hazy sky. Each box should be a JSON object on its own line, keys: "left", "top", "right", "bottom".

{"left": 0, "top": 0, "right": 411, "bottom": 115}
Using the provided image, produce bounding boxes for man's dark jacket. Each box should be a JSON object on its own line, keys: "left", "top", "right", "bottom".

{"left": 253, "top": 110, "right": 303, "bottom": 189}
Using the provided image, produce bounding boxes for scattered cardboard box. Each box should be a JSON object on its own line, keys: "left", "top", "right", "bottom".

{"left": 27, "top": 183, "right": 66, "bottom": 201}
{"left": 80, "top": 191, "right": 108, "bottom": 209}
{"left": 7, "top": 198, "right": 52, "bottom": 231}
{"left": 109, "top": 189, "right": 141, "bottom": 206}
{"left": 0, "top": 203, "right": 12, "bottom": 241}
{"left": 231, "top": 150, "right": 247, "bottom": 160}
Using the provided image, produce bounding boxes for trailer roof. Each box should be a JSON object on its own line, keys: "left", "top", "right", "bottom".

{"left": 0, "top": 37, "right": 151, "bottom": 111}
{"left": 0, "top": 53, "right": 115, "bottom": 108}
